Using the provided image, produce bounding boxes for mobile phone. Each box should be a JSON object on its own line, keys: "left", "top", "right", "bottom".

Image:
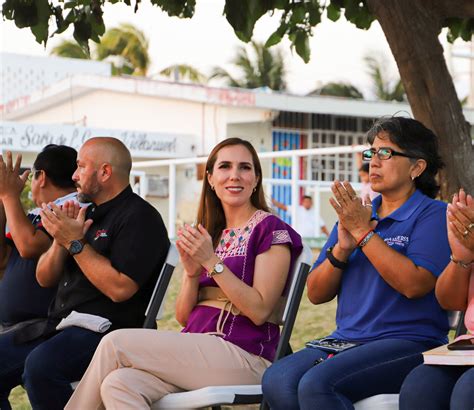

{"left": 305, "top": 337, "right": 359, "bottom": 353}
{"left": 447, "top": 338, "right": 474, "bottom": 351}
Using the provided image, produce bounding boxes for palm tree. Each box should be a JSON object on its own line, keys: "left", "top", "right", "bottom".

{"left": 96, "top": 23, "right": 150, "bottom": 76}
{"left": 50, "top": 40, "right": 90, "bottom": 59}
{"left": 308, "top": 82, "right": 364, "bottom": 99}
{"left": 210, "top": 41, "right": 287, "bottom": 91}
{"left": 364, "top": 54, "right": 406, "bottom": 102}
{"left": 159, "top": 64, "right": 207, "bottom": 84}
{"left": 49, "top": 24, "right": 150, "bottom": 77}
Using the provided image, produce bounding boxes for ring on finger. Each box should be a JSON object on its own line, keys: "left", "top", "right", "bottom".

{"left": 463, "top": 229, "right": 470, "bottom": 237}
{"left": 468, "top": 223, "right": 474, "bottom": 231}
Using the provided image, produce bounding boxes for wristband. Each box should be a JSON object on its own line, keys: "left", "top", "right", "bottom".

{"left": 326, "top": 247, "right": 348, "bottom": 270}
{"left": 450, "top": 254, "right": 473, "bottom": 270}
{"left": 358, "top": 230, "right": 375, "bottom": 248}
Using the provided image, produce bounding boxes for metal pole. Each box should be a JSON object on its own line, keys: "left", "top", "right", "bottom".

{"left": 168, "top": 163, "right": 177, "bottom": 238}
{"left": 291, "top": 154, "right": 298, "bottom": 228}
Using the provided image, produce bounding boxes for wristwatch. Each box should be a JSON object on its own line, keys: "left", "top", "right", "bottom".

{"left": 68, "top": 238, "right": 87, "bottom": 255}
{"left": 207, "top": 260, "right": 225, "bottom": 278}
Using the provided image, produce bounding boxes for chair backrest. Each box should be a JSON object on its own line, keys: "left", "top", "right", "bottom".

{"left": 142, "top": 243, "right": 179, "bottom": 329}
{"left": 273, "top": 243, "right": 313, "bottom": 360}
{"left": 448, "top": 310, "right": 467, "bottom": 338}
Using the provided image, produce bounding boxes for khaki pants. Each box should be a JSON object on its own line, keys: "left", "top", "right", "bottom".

{"left": 66, "top": 329, "right": 270, "bottom": 410}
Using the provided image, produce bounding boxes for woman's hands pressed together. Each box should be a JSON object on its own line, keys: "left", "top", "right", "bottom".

{"left": 329, "top": 180, "right": 374, "bottom": 248}
{"left": 447, "top": 189, "right": 474, "bottom": 261}
{"left": 176, "top": 224, "right": 216, "bottom": 277}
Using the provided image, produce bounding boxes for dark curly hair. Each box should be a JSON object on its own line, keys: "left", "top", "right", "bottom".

{"left": 366, "top": 116, "right": 444, "bottom": 198}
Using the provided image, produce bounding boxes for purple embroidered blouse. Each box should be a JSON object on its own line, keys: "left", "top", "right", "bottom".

{"left": 182, "top": 210, "right": 303, "bottom": 362}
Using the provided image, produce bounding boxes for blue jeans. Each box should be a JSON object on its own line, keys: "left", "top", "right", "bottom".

{"left": 400, "top": 363, "right": 474, "bottom": 410}
{"left": 262, "top": 338, "right": 438, "bottom": 410}
{"left": 0, "top": 326, "right": 104, "bottom": 410}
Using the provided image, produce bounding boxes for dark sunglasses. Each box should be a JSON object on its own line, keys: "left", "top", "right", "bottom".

{"left": 362, "top": 147, "right": 417, "bottom": 161}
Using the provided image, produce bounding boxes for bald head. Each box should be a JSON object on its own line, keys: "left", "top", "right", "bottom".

{"left": 83, "top": 137, "right": 132, "bottom": 179}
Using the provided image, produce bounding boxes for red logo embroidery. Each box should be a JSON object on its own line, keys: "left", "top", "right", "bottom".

{"left": 94, "top": 229, "right": 108, "bottom": 241}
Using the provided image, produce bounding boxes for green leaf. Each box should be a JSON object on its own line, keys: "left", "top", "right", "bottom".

{"left": 459, "top": 18, "right": 474, "bottom": 42}
{"left": 265, "top": 30, "right": 283, "bottom": 47}
{"left": 308, "top": 4, "right": 321, "bottom": 26}
{"left": 343, "top": 0, "right": 359, "bottom": 22}
{"left": 31, "top": 0, "right": 52, "bottom": 45}
{"left": 294, "top": 30, "right": 310, "bottom": 63}
{"left": 353, "top": 10, "right": 374, "bottom": 30}
{"left": 445, "top": 17, "right": 463, "bottom": 43}
{"left": 224, "top": 0, "right": 270, "bottom": 42}
{"left": 326, "top": 2, "right": 341, "bottom": 21}
{"left": 53, "top": 6, "right": 69, "bottom": 34}
{"left": 150, "top": 0, "right": 195, "bottom": 18}
{"left": 290, "top": 5, "right": 305, "bottom": 24}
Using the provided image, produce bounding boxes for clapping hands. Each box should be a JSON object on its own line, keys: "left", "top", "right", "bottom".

{"left": 329, "top": 180, "right": 374, "bottom": 250}
{"left": 447, "top": 189, "right": 474, "bottom": 260}
{"left": 176, "top": 224, "right": 214, "bottom": 278}
{"left": 40, "top": 201, "right": 93, "bottom": 248}
{"left": 0, "top": 151, "right": 29, "bottom": 200}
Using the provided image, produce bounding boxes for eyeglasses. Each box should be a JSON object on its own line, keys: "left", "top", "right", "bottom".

{"left": 27, "top": 169, "right": 42, "bottom": 182}
{"left": 362, "top": 147, "right": 417, "bottom": 161}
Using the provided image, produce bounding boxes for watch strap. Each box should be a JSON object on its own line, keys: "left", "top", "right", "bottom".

{"left": 206, "top": 260, "right": 224, "bottom": 278}
{"left": 326, "top": 247, "right": 348, "bottom": 270}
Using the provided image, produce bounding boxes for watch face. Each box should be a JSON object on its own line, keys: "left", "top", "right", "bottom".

{"left": 69, "top": 240, "right": 84, "bottom": 255}
{"left": 215, "top": 262, "right": 224, "bottom": 273}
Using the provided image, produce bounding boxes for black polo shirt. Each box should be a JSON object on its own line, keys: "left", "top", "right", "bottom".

{"left": 49, "top": 185, "right": 169, "bottom": 329}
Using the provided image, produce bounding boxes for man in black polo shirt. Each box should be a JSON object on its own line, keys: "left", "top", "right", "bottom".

{"left": 0, "top": 137, "right": 169, "bottom": 410}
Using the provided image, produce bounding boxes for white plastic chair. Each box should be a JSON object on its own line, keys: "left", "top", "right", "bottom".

{"left": 151, "top": 243, "right": 313, "bottom": 410}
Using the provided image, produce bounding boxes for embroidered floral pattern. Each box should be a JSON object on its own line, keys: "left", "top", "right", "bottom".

{"left": 273, "top": 230, "right": 292, "bottom": 245}
{"left": 216, "top": 210, "right": 269, "bottom": 258}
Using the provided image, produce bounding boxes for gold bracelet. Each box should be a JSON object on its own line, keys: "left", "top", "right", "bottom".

{"left": 450, "top": 254, "right": 473, "bottom": 269}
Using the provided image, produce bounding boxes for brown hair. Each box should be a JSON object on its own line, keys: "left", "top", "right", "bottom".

{"left": 196, "top": 138, "right": 270, "bottom": 247}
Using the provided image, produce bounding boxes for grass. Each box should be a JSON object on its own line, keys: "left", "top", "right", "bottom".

{"left": 10, "top": 251, "right": 337, "bottom": 409}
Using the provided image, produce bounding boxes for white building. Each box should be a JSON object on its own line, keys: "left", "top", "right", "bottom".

{"left": 2, "top": 53, "right": 474, "bottom": 239}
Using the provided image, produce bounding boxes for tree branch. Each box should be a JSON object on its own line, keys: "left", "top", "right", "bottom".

{"left": 438, "top": 0, "right": 474, "bottom": 19}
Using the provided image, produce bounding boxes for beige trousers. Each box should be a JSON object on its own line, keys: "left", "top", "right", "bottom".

{"left": 65, "top": 329, "right": 270, "bottom": 410}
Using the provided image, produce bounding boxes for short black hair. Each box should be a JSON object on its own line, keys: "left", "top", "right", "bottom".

{"left": 366, "top": 116, "right": 444, "bottom": 198}
{"left": 359, "top": 163, "right": 370, "bottom": 173}
{"left": 302, "top": 195, "right": 313, "bottom": 201}
{"left": 33, "top": 144, "right": 77, "bottom": 189}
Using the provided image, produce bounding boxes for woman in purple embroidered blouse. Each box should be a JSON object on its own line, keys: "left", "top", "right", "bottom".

{"left": 66, "top": 138, "right": 302, "bottom": 409}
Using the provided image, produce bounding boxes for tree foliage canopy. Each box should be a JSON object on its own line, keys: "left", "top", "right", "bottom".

{"left": 3, "top": 1, "right": 473, "bottom": 62}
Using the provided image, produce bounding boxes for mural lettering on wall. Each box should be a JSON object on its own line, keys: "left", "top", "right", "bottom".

{"left": 0, "top": 122, "right": 191, "bottom": 158}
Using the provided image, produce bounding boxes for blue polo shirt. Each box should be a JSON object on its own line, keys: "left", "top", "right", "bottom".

{"left": 313, "top": 190, "right": 450, "bottom": 344}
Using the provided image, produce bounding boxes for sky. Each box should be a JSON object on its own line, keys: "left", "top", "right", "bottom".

{"left": 1, "top": 0, "right": 471, "bottom": 99}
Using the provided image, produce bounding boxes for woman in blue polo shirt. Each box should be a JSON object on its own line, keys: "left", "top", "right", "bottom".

{"left": 262, "top": 116, "right": 451, "bottom": 409}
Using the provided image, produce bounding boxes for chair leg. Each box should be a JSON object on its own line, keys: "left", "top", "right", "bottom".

{"left": 260, "top": 400, "right": 269, "bottom": 410}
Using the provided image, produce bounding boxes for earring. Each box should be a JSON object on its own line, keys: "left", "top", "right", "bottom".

{"left": 253, "top": 187, "right": 256, "bottom": 193}
{"left": 211, "top": 185, "right": 215, "bottom": 191}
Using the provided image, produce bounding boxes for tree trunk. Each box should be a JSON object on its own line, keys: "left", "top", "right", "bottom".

{"left": 367, "top": 0, "right": 474, "bottom": 199}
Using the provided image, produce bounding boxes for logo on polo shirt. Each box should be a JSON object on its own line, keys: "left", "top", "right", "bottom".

{"left": 384, "top": 235, "right": 409, "bottom": 247}
{"left": 94, "top": 229, "right": 108, "bottom": 241}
